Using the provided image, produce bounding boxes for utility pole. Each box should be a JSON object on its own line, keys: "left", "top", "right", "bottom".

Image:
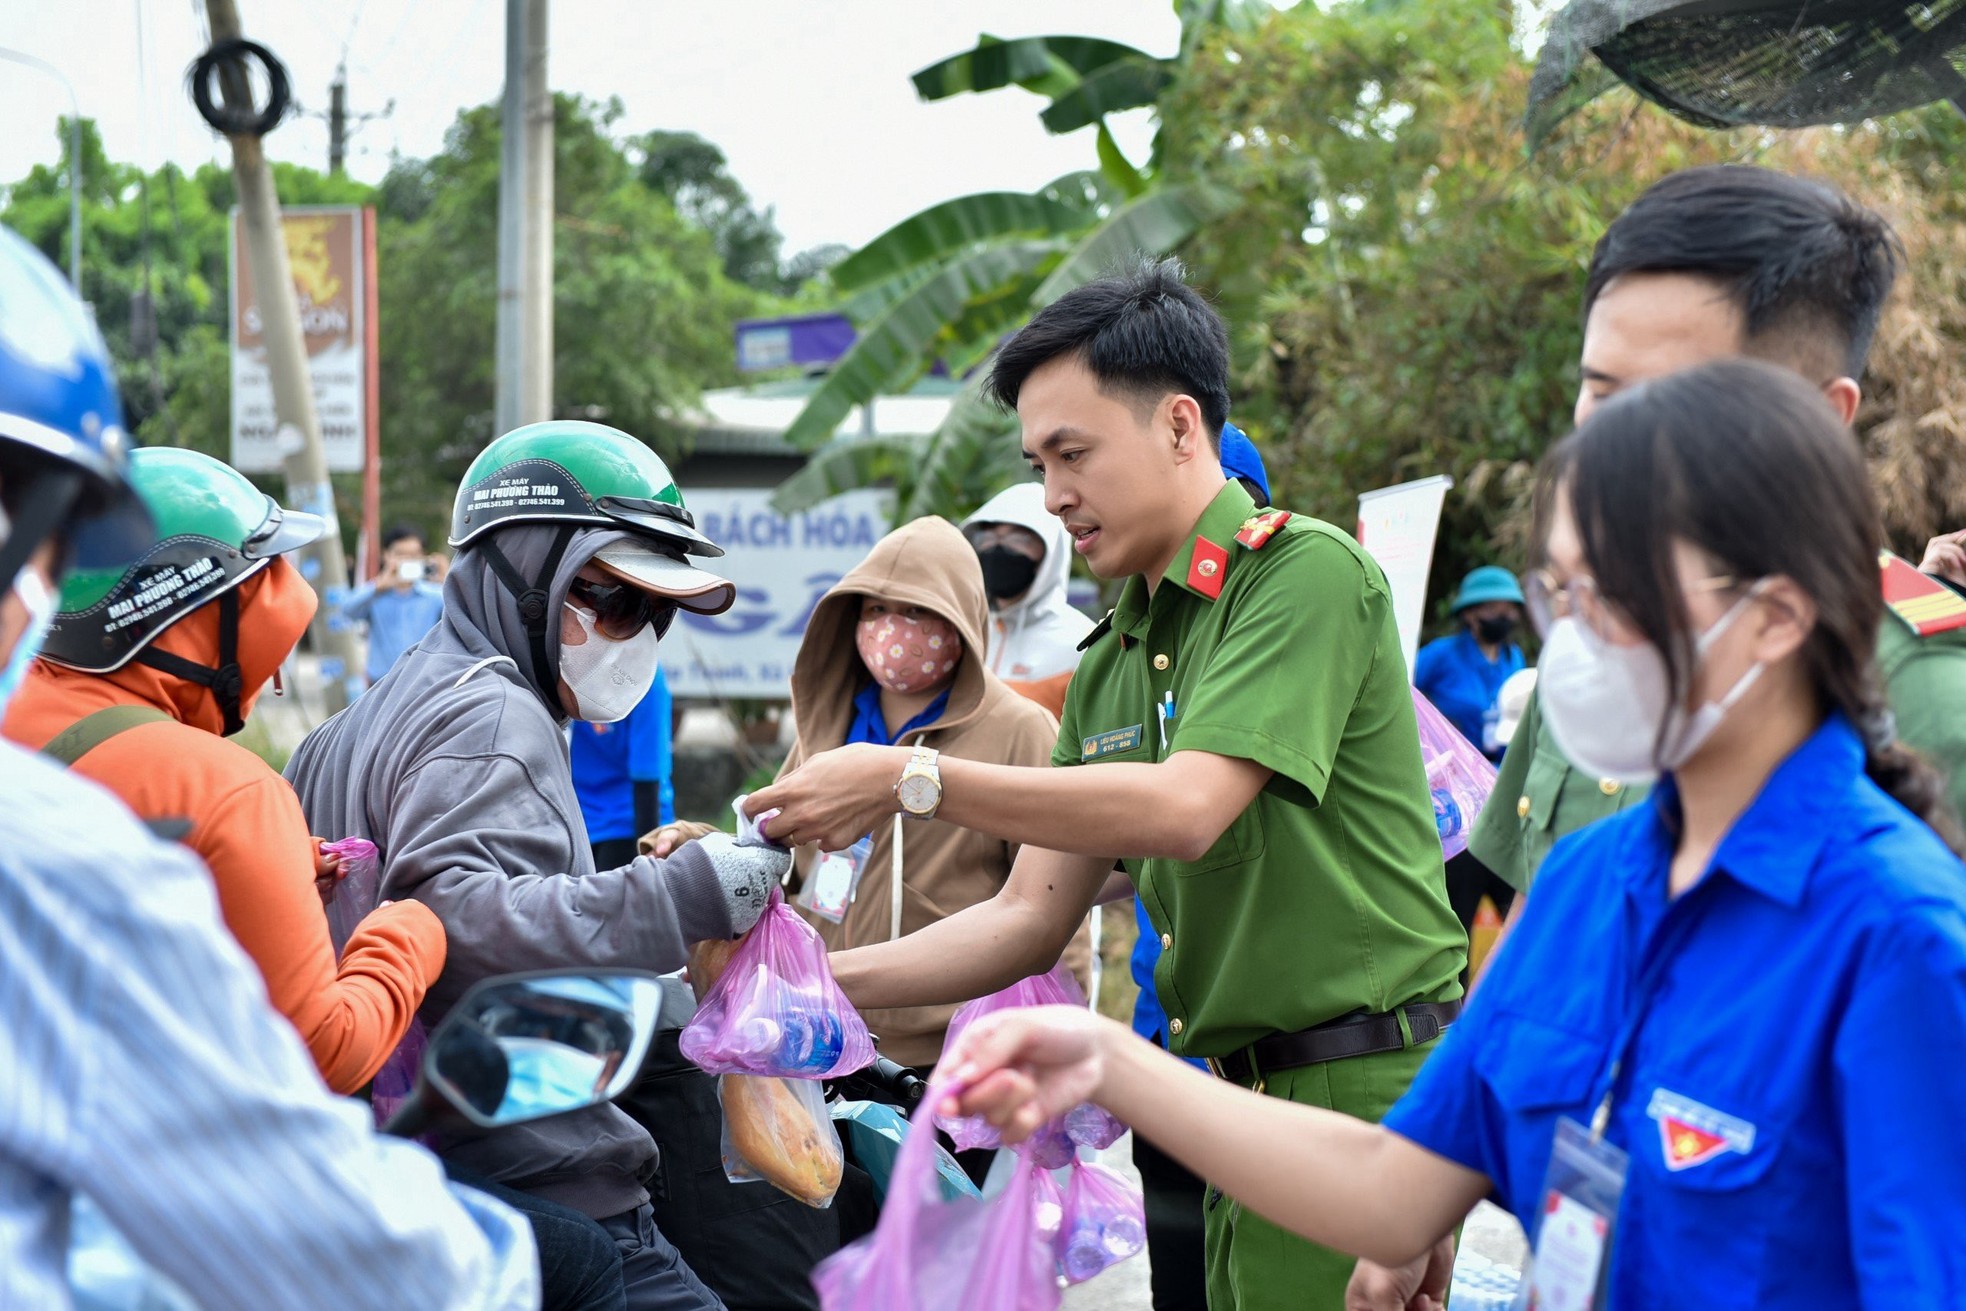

{"left": 521, "top": 0, "right": 553, "bottom": 425}
{"left": 495, "top": 0, "right": 552, "bottom": 436}
{"left": 315, "top": 63, "right": 391, "bottom": 178}
{"left": 201, "top": 0, "right": 363, "bottom": 715}
{"left": 328, "top": 72, "right": 345, "bottom": 173}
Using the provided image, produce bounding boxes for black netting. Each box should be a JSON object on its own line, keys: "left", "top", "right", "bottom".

{"left": 1528, "top": 0, "right": 1966, "bottom": 145}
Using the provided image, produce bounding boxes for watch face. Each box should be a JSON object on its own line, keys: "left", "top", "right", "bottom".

{"left": 897, "top": 774, "right": 938, "bottom": 814}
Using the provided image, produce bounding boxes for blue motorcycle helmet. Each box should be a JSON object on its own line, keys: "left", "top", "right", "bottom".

{"left": 0, "top": 224, "right": 154, "bottom": 592}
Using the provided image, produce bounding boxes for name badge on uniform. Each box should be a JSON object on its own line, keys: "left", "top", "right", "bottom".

{"left": 1081, "top": 724, "right": 1143, "bottom": 760}
{"left": 1519, "top": 1117, "right": 1627, "bottom": 1311}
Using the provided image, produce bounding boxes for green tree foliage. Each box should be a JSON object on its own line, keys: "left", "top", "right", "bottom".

{"left": 1, "top": 100, "right": 781, "bottom": 542}
{"left": 377, "top": 96, "right": 774, "bottom": 531}
{"left": 772, "top": 3, "right": 1255, "bottom": 517}
{"left": 637, "top": 129, "right": 798, "bottom": 293}
{"left": 1167, "top": 0, "right": 1966, "bottom": 628}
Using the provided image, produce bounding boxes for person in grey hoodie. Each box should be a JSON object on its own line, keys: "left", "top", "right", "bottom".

{"left": 287, "top": 422, "right": 785, "bottom": 1311}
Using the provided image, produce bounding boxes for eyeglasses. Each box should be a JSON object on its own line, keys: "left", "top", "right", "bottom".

{"left": 1525, "top": 568, "right": 1738, "bottom": 642}
{"left": 568, "top": 577, "right": 676, "bottom": 640}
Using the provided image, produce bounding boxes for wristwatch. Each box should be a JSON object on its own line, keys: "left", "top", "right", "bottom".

{"left": 894, "top": 745, "right": 943, "bottom": 820}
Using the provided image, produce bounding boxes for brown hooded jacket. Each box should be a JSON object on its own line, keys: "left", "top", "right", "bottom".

{"left": 779, "top": 516, "right": 1088, "bottom": 1067}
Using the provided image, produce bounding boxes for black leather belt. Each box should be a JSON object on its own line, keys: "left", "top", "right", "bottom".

{"left": 1207, "top": 1001, "right": 1461, "bottom": 1089}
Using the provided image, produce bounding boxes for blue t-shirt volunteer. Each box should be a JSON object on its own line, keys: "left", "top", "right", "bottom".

{"left": 341, "top": 580, "right": 447, "bottom": 685}
{"left": 1412, "top": 630, "right": 1523, "bottom": 762}
{"left": 1382, "top": 714, "right": 1966, "bottom": 1305}
{"left": 569, "top": 668, "right": 674, "bottom": 842}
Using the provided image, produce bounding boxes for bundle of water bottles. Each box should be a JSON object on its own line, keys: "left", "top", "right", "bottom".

{"left": 814, "top": 1069, "right": 1146, "bottom": 1310}
{"left": 935, "top": 965, "right": 1126, "bottom": 1157}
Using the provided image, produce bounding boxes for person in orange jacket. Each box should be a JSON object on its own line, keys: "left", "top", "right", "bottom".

{"left": 3, "top": 448, "right": 444, "bottom": 1095}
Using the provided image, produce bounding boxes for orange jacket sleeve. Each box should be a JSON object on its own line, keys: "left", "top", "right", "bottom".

{"left": 192, "top": 774, "right": 446, "bottom": 1093}
{"left": 1004, "top": 669, "right": 1075, "bottom": 720}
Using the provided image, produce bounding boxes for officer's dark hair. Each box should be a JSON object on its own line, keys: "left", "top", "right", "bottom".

{"left": 1584, "top": 165, "right": 1903, "bottom": 380}
{"left": 987, "top": 258, "right": 1231, "bottom": 451}
{"left": 1543, "top": 359, "right": 1960, "bottom": 851}
{"left": 1235, "top": 476, "right": 1270, "bottom": 508}
{"left": 383, "top": 522, "right": 426, "bottom": 552}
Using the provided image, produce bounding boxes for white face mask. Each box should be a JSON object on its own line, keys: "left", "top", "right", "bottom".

{"left": 559, "top": 602, "right": 661, "bottom": 723}
{"left": 1538, "top": 586, "right": 1765, "bottom": 786}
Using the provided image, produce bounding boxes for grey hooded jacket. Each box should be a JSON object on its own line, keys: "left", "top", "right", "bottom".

{"left": 287, "top": 522, "right": 732, "bottom": 1219}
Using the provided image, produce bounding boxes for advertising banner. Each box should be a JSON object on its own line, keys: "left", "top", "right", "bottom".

{"left": 229, "top": 206, "right": 369, "bottom": 473}
{"left": 663, "top": 489, "right": 893, "bottom": 699}
{"left": 1357, "top": 474, "right": 1454, "bottom": 677}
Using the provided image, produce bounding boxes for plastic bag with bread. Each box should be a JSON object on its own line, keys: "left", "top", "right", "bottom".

{"left": 719, "top": 1073, "right": 844, "bottom": 1207}
{"left": 693, "top": 936, "right": 844, "bottom": 1207}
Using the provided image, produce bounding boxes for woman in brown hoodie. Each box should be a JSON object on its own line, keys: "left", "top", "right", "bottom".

{"left": 777, "top": 515, "right": 1086, "bottom": 1069}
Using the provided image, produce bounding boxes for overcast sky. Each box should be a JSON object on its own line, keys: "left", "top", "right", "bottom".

{"left": 0, "top": 2, "right": 1185, "bottom": 255}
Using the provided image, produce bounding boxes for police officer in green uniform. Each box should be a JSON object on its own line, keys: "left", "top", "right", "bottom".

{"left": 749, "top": 261, "right": 1466, "bottom": 1309}
{"left": 1466, "top": 165, "right": 1957, "bottom": 896}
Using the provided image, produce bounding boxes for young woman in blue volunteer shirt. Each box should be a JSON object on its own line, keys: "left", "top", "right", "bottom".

{"left": 936, "top": 359, "right": 1966, "bottom": 1309}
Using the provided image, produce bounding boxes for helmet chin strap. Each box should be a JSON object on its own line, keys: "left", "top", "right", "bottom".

{"left": 136, "top": 588, "right": 247, "bottom": 736}
{"left": 0, "top": 467, "right": 83, "bottom": 596}
{"left": 475, "top": 524, "right": 577, "bottom": 708}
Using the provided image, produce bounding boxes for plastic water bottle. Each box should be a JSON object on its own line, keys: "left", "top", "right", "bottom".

{"left": 1100, "top": 1210, "right": 1145, "bottom": 1259}
{"left": 1432, "top": 787, "right": 1464, "bottom": 843}
{"left": 1062, "top": 1216, "right": 1109, "bottom": 1282}
{"left": 1447, "top": 1253, "right": 1522, "bottom": 1310}
{"left": 775, "top": 1008, "right": 845, "bottom": 1074}
{"left": 734, "top": 1016, "right": 781, "bottom": 1060}
{"left": 1029, "top": 1119, "right": 1079, "bottom": 1169}
{"left": 1064, "top": 1102, "right": 1118, "bottom": 1148}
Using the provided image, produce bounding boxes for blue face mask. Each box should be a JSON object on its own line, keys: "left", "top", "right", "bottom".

{"left": 0, "top": 568, "right": 55, "bottom": 719}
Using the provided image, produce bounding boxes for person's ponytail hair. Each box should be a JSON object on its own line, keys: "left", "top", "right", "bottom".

{"left": 1549, "top": 359, "right": 1963, "bottom": 853}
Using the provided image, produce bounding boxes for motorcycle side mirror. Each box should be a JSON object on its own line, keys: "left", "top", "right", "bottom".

{"left": 383, "top": 970, "right": 665, "bottom": 1137}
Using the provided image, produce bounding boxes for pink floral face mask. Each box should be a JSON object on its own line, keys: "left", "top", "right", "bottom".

{"left": 856, "top": 610, "right": 962, "bottom": 694}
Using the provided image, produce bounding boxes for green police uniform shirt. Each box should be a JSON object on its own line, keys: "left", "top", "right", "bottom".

{"left": 1053, "top": 482, "right": 1465, "bottom": 1059}
{"left": 1470, "top": 611, "right": 1966, "bottom": 893}
{"left": 1877, "top": 613, "right": 1966, "bottom": 824}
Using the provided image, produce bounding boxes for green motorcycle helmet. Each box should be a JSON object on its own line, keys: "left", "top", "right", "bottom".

{"left": 450, "top": 420, "right": 723, "bottom": 559}
{"left": 449, "top": 421, "right": 733, "bottom": 703}
{"left": 41, "top": 447, "right": 325, "bottom": 732}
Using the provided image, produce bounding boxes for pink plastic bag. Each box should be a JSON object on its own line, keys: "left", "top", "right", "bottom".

{"left": 368, "top": 1019, "right": 428, "bottom": 1132}
{"left": 1411, "top": 689, "right": 1499, "bottom": 861}
{"left": 936, "top": 966, "right": 1125, "bottom": 1154}
{"left": 320, "top": 836, "right": 381, "bottom": 957}
{"left": 680, "top": 887, "right": 876, "bottom": 1079}
{"left": 1055, "top": 1160, "right": 1147, "bottom": 1285}
{"left": 813, "top": 1074, "right": 1060, "bottom": 1311}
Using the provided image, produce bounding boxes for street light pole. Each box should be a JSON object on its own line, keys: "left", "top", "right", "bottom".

{"left": 0, "top": 48, "right": 84, "bottom": 291}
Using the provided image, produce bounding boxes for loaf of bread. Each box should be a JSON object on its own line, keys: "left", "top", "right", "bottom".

{"left": 720, "top": 1074, "right": 843, "bottom": 1207}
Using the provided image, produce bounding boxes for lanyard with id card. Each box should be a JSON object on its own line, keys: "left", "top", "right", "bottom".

{"left": 799, "top": 835, "right": 873, "bottom": 924}
{"left": 1514, "top": 1116, "right": 1627, "bottom": 1311}
{"left": 1515, "top": 891, "right": 1713, "bottom": 1310}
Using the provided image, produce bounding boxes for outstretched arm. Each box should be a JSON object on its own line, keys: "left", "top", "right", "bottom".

{"left": 748, "top": 745, "right": 1269, "bottom": 860}
{"left": 830, "top": 842, "right": 1113, "bottom": 1012}
{"left": 944, "top": 1007, "right": 1489, "bottom": 1269}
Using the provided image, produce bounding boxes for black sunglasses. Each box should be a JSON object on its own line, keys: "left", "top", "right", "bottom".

{"left": 568, "top": 577, "right": 677, "bottom": 640}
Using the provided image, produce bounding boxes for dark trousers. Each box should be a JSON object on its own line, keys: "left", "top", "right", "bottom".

{"left": 625, "top": 1031, "right": 837, "bottom": 1311}
{"left": 592, "top": 837, "right": 640, "bottom": 870}
{"left": 1134, "top": 1132, "right": 1209, "bottom": 1311}
{"left": 445, "top": 1164, "right": 627, "bottom": 1311}
{"left": 599, "top": 1204, "right": 728, "bottom": 1311}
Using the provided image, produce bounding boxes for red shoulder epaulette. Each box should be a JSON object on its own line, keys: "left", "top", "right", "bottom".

{"left": 1235, "top": 509, "right": 1292, "bottom": 551}
{"left": 1880, "top": 550, "right": 1966, "bottom": 637}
